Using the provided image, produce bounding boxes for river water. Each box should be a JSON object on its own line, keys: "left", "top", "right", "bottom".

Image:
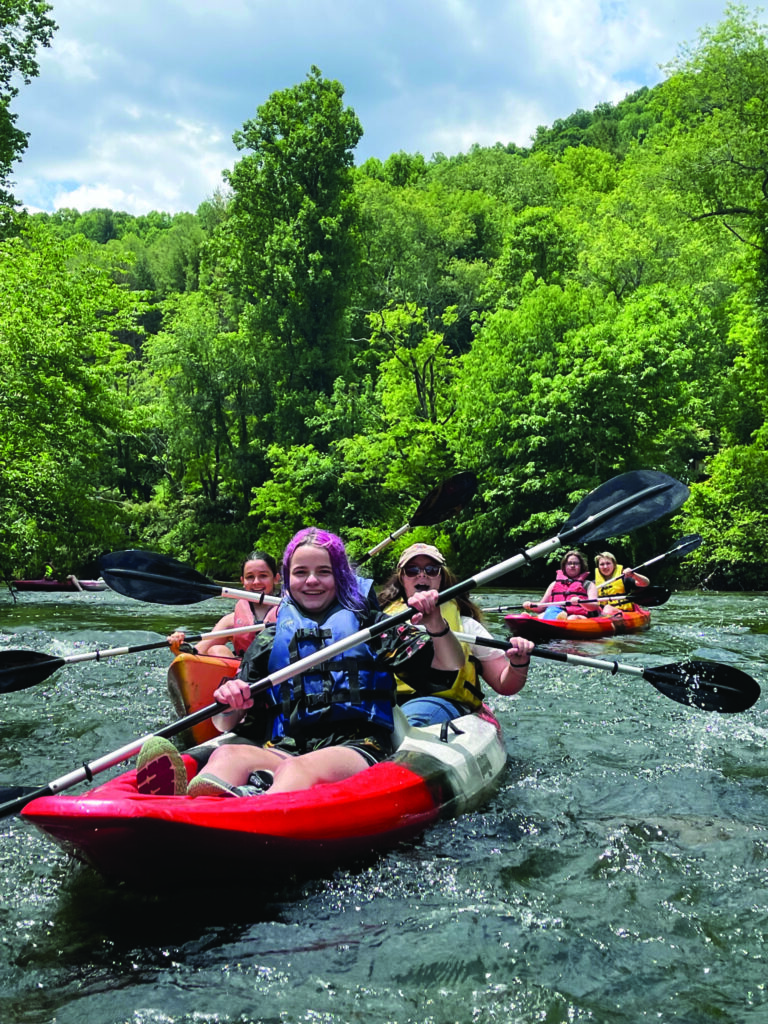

{"left": 1, "top": 587, "right": 767, "bottom": 1024}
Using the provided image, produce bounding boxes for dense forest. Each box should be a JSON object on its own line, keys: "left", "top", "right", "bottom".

{"left": 2, "top": 4, "right": 767, "bottom": 587}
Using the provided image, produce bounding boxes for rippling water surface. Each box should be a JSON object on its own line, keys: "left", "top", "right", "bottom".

{"left": 1, "top": 587, "right": 767, "bottom": 1023}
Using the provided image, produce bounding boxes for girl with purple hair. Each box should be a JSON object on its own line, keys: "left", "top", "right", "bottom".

{"left": 138, "top": 528, "right": 464, "bottom": 798}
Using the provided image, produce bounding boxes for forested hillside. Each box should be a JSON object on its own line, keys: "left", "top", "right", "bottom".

{"left": 2, "top": 5, "right": 767, "bottom": 587}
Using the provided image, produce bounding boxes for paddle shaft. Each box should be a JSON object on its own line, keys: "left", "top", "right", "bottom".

{"left": 453, "top": 631, "right": 652, "bottom": 682}
{"left": 43, "top": 624, "right": 265, "bottom": 668}
{"left": 452, "top": 632, "right": 746, "bottom": 696}
{"left": 364, "top": 523, "right": 411, "bottom": 558}
{"left": 0, "top": 471, "right": 685, "bottom": 817}
{"left": 597, "top": 535, "right": 702, "bottom": 591}
{"left": 486, "top": 587, "right": 670, "bottom": 613}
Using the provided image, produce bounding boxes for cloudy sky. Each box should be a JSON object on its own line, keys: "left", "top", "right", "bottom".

{"left": 11, "top": 0, "right": 754, "bottom": 216}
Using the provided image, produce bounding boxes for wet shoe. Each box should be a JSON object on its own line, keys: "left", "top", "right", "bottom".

{"left": 136, "top": 737, "right": 187, "bottom": 796}
{"left": 187, "top": 772, "right": 239, "bottom": 798}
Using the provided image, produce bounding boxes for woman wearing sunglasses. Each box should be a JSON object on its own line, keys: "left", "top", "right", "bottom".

{"left": 378, "top": 543, "right": 533, "bottom": 726}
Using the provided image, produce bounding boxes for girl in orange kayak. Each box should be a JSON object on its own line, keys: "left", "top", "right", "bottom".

{"left": 523, "top": 549, "right": 600, "bottom": 620}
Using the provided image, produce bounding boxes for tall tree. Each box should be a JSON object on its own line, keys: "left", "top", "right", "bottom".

{"left": 0, "top": 0, "right": 56, "bottom": 220}
{"left": 652, "top": 4, "right": 768, "bottom": 258}
{"left": 0, "top": 221, "right": 145, "bottom": 571}
{"left": 645, "top": 5, "right": 768, "bottom": 577}
{"left": 217, "top": 66, "right": 363, "bottom": 446}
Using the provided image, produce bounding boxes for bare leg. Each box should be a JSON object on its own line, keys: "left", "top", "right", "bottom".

{"left": 269, "top": 747, "right": 370, "bottom": 794}
{"left": 601, "top": 605, "right": 622, "bottom": 618}
{"left": 201, "top": 743, "right": 289, "bottom": 787}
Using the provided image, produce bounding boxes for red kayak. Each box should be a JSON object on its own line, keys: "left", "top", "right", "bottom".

{"left": 12, "top": 577, "right": 106, "bottom": 593}
{"left": 21, "top": 656, "right": 507, "bottom": 887}
{"left": 505, "top": 604, "right": 651, "bottom": 641}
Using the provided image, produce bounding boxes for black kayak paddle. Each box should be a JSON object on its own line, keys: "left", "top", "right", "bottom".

{"left": 100, "top": 550, "right": 282, "bottom": 607}
{"left": 453, "top": 631, "right": 759, "bottom": 714}
{"left": 484, "top": 586, "right": 672, "bottom": 615}
{"left": 357, "top": 471, "right": 477, "bottom": 564}
{"left": 0, "top": 624, "right": 263, "bottom": 694}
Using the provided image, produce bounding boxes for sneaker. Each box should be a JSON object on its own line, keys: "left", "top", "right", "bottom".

{"left": 136, "top": 737, "right": 187, "bottom": 796}
{"left": 187, "top": 772, "right": 239, "bottom": 798}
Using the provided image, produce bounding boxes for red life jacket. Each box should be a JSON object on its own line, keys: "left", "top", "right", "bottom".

{"left": 551, "top": 570, "right": 594, "bottom": 616}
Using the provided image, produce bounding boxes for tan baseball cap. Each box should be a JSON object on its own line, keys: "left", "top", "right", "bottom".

{"left": 397, "top": 543, "right": 446, "bottom": 569}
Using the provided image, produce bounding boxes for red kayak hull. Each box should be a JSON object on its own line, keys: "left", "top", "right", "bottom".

{"left": 21, "top": 710, "right": 506, "bottom": 887}
{"left": 504, "top": 605, "right": 651, "bottom": 641}
{"left": 12, "top": 578, "right": 106, "bottom": 593}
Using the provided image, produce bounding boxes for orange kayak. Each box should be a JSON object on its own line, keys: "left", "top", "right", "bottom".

{"left": 504, "top": 605, "right": 651, "bottom": 641}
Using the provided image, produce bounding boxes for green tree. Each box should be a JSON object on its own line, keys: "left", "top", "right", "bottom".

{"left": 354, "top": 177, "right": 503, "bottom": 353}
{"left": 331, "top": 305, "right": 462, "bottom": 521}
{"left": 139, "top": 290, "right": 265, "bottom": 512}
{"left": 217, "top": 66, "right": 363, "bottom": 446}
{"left": 0, "top": 221, "right": 145, "bottom": 571}
{"left": 0, "top": 0, "right": 56, "bottom": 220}
{"left": 673, "top": 423, "right": 768, "bottom": 587}
{"left": 652, "top": 4, "right": 768, "bottom": 256}
{"left": 449, "top": 280, "right": 728, "bottom": 566}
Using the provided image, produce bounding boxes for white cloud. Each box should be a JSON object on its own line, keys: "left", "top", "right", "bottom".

{"left": 10, "top": 0, "right": 755, "bottom": 215}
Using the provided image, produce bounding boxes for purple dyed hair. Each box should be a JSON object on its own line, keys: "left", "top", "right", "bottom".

{"left": 282, "top": 528, "right": 366, "bottom": 613}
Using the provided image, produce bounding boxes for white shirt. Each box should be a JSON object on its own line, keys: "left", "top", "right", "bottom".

{"left": 459, "top": 616, "right": 505, "bottom": 663}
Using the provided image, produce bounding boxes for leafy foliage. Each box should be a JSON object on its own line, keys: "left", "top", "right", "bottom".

{"left": 4, "top": 9, "right": 768, "bottom": 586}
{"left": 0, "top": 0, "right": 56, "bottom": 218}
{"left": 0, "top": 221, "right": 145, "bottom": 571}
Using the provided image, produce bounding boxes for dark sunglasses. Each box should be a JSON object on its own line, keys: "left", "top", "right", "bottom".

{"left": 402, "top": 564, "right": 442, "bottom": 578}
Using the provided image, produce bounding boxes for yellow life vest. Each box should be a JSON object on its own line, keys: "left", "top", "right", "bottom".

{"left": 595, "top": 565, "right": 633, "bottom": 611}
{"left": 383, "top": 598, "right": 483, "bottom": 709}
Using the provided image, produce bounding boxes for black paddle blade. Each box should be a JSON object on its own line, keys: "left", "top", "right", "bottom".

{"left": 644, "top": 660, "right": 760, "bottom": 714}
{"left": 563, "top": 470, "right": 690, "bottom": 544}
{"left": 100, "top": 550, "right": 216, "bottom": 605}
{"left": 670, "top": 533, "right": 703, "bottom": 558}
{"left": 410, "top": 472, "right": 478, "bottom": 527}
{"left": 0, "top": 651, "right": 64, "bottom": 693}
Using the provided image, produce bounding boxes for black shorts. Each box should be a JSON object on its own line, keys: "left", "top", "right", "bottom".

{"left": 269, "top": 727, "right": 393, "bottom": 766}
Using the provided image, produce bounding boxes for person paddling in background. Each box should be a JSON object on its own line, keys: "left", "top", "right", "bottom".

{"left": 137, "top": 527, "right": 464, "bottom": 797}
{"left": 167, "top": 551, "right": 280, "bottom": 659}
{"left": 378, "top": 543, "right": 533, "bottom": 727}
{"left": 594, "top": 551, "right": 649, "bottom": 618}
{"left": 523, "top": 549, "right": 599, "bottom": 620}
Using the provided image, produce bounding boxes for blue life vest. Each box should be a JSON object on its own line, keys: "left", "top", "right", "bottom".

{"left": 265, "top": 592, "right": 395, "bottom": 741}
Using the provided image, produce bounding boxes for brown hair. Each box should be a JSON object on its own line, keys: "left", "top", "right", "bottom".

{"left": 560, "top": 549, "right": 588, "bottom": 574}
{"left": 377, "top": 563, "right": 484, "bottom": 622}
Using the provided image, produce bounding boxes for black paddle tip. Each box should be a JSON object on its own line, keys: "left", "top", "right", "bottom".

{"left": 0, "top": 650, "right": 64, "bottom": 692}
{"left": 647, "top": 660, "right": 761, "bottom": 714}
{"left": 564, "top": 470, "right": 690, "bottom": 544}
{"left": 410, "top": 471, "right": 478, "bottom": 527}
{"left": 99, "top": 550, "right": 213, "bottom": 605}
